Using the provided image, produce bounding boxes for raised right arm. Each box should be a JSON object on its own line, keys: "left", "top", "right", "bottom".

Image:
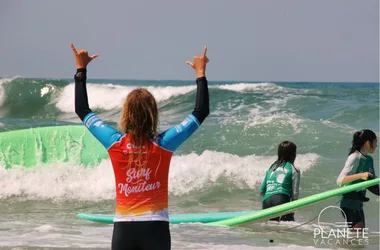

{"left": 71, "top": 43, "right": 121, "bottom": 150}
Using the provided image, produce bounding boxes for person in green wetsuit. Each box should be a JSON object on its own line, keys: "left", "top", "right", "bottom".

{"left": 260, "top": 141, "right": 300, "bottom": 222}
{"left": 337, "top": 129, "right": 379, "bottom": 230}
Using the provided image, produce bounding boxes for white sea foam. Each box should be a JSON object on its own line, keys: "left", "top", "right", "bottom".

{"left": 0, "top": 151, "right": 319, "bottom": 200}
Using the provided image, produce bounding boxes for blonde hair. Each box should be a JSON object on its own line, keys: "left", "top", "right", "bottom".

{"left": 118, "top": 88, "right": 159, "bottom": 145}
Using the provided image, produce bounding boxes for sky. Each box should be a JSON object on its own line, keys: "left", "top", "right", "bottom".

{"left": 0, "top": 0, "right": 379, "bottom": 82}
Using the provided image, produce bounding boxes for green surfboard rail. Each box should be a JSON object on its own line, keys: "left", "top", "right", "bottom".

{"left": 207, "top": 178, "right": 380, "bottom": 226}
{"left": 77, "top": 211, "right": 255, "bottom": 224}
{"left": 0, "top": 125, "right": 108, "bottom": 168}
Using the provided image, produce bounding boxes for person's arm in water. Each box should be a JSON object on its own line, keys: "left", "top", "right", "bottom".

{"left": 292, "top": 168, "right": 300, "bottom": 201}
{"left": 158, "top": 46, "right": 210, "bottom": 151}
{"left": 70, "top": 43, "right": 122, "bottom": 149}
{"left": 336, "top": 154, "right": 372, "bottom": 186}
{"left": 259, "top": 173, "right": 268, "bottom": 197}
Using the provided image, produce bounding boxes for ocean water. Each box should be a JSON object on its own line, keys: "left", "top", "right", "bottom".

{"left": 0, "top": 77, "right": 379, "bottom": 250}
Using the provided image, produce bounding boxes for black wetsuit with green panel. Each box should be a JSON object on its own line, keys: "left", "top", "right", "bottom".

{"left": 260, "top": 162, "right": 300, "bottom": 221}
{"left": 337, "top": 151, "right": 379, "bottom": 227}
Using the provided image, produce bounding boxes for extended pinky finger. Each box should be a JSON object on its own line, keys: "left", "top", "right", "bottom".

{"left": 186, "top": 61, "right": 194, "bottom": 67}
{"left": 90, "top": 54, "right": 99, "bottom": 59}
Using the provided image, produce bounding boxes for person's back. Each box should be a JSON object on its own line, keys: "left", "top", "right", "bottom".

{"left": 261, "top": 161, "right": 296, "bottom": 201}
{"left": 84, "top": 101, "right": 201, "bottom": 222}
{"left": 70, "top": 43, "right": 210, "bottom": 250}
{"left": 260, "top": 141, "right": 300, "bottom": 222}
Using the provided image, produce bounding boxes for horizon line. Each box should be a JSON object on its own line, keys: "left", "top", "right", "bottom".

{"left": 1, "top": 75, "right": 379, "bottom": 84}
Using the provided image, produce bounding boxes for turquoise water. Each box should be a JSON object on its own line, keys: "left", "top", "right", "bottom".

{"left": 0, "top": 77, "right": 379, "bottom": 249}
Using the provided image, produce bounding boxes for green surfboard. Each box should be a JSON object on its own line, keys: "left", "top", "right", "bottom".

{"left": 77, "top": 211, "right": 255, "bottom": 224}
{"left": 207, "top": 178, "right": 380, "bottom": 226}
{"left": 0, "top": 125, "right": 107, "bottom": 168}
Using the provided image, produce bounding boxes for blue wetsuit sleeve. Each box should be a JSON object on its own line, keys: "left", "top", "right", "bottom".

{"left": 158, "top": 114, "right": 200, "bottom": 152}
{"left": 83, "top": 112, "right": 122, "bottom": 150}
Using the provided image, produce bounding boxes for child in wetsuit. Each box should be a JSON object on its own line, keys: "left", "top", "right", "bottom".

{"left": 260, "top": 141, "right": 300, "bottom": 222}
{"left": 337, "top": 129, "right": 379, "bottom": 230}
